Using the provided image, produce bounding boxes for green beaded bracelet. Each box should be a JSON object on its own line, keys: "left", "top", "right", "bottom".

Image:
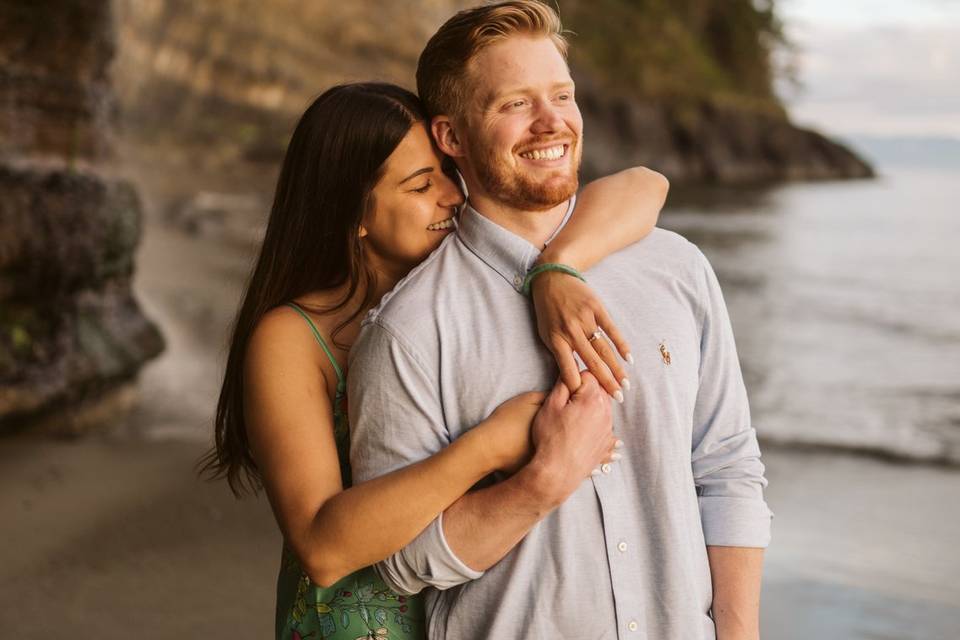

{"left": 521, "top": 262, "right": 586, "bottom": 296}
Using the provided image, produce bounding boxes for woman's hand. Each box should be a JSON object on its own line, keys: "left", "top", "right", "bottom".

{"left": 531, "top": 271, "right": 631, "bottom": 399}
{"left": 480, "top": 391, "right": 546, "bottom": 474}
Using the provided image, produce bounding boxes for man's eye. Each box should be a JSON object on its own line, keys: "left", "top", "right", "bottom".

{"left": 557, "top": 93, "right": 573, "bottom": 101}
{"left": 412, "top": 180, "right": 433, "bottom": 194}
{"left": 507, "top": 100, "right": 526, "bottom": 110}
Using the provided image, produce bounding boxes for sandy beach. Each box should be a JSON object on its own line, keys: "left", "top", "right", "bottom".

{"left": 1, "top": 432, "right": 957, "bottom": 639}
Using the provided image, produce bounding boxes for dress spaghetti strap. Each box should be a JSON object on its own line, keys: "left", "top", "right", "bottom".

{"left": 284, "top": 302, "right": 345, "bottom": 390}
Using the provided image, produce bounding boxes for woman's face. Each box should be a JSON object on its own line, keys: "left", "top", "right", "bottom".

{"left": 361, "top": 123, "right": 465, "bottom": 274}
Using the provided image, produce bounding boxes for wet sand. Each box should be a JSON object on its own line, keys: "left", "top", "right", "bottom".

{"left": 2, "top": 434, "right": 958, "bottom": 639}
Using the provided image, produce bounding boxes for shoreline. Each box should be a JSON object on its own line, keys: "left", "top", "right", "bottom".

{"left": 2, "top": 433, "right": 958, "bottom": 639}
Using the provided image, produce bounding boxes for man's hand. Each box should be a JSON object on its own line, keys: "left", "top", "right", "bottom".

{"left": 526, "top": 373, "right": 618, "bottom": 506}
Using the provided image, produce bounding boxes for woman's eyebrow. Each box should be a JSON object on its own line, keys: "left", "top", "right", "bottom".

{"left": 399, "top": 167, "right": 434, "bottom": 185}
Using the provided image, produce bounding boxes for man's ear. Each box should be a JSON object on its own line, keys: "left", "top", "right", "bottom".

{"left": 432, "top": 115, "right": 464, "bottom": 158}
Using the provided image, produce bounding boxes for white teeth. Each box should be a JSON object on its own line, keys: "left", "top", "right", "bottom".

{"left": 427, "top": 217, "right": 455, "bottom": 231}
{"left": 520, "top": 144, "right": 566, "bottom": 161}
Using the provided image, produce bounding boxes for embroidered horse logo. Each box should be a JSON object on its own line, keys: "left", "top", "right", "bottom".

{"left": 659, "top": 341, "right": 671, "bottom": 365}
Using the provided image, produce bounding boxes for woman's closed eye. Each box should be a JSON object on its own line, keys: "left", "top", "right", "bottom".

{"left": 411, "top": 179, "right": 433, "bottom": 194}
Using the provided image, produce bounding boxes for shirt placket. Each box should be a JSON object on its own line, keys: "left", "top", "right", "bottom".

{"left": 593, "top": 471, "right": 648, "bottom": 640}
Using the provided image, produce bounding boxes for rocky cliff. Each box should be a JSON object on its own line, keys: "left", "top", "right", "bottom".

{"left": 114, "top": 0, "right": 872, "bottom": 184}
{"left": 0, "top": 1, "right": 163, "bottom": 433}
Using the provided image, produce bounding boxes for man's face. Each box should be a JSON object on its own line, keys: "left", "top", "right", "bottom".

{"left": 459, "top": 36, "right": 583, "bottom": 211}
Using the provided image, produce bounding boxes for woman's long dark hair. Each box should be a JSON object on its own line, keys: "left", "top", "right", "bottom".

{"left": 199, "top": 83, "right": 427, "bottom": 496}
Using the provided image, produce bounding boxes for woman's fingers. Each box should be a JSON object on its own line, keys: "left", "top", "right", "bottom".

{"left": 590, "top": 438, "right": 624, "bottom": 476}
{"left": 595, "top": 305, "right": 632, "bottom": 364}
{"left": 587, "top": 328, "right": 628, "bottom": 394}
{"left": 607, "top": 439, "right": 624, "bottom": 463}
{"left": 571, "top": 331, "right": 621, "bottom": 400}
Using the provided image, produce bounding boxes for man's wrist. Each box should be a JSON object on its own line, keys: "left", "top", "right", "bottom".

{"left": 517, "top": 455, "right": 571, "bottom": 511}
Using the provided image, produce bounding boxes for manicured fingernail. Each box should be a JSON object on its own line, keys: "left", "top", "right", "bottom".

{"left": 620, "top": 377, "right": 631, "bottom": 391}
{"left": 613, "top": 390, "right": 624, "bottom": 404}
{"left": 614, "top": 439, "right": 624, "bottom": 449}
{"left": 626, "top": 353, "right": 635, "bottom": 366}
{"left": 611, "top": 452, "right": 623, "bottom": 461}
{"left": 591, "top": 468, "right": 601, "bottom": 476}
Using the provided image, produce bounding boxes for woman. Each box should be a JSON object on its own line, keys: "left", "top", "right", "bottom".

{"left": 201, "top": 83, "right": 668, "bottom": 640}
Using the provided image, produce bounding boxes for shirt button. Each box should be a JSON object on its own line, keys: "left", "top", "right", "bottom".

{"left": 513, "top": 274, "right": 523, "bottom": 287}
{"left": 628, "top": 621, "right": 639, "bottom": 632}
{"left": 601, "top": 463, "right": 612, "bottom": 474}
{"left": 617, "top": 541, "right": 628, "bottom": 553}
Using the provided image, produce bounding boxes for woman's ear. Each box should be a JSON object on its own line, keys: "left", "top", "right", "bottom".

{"left": 358, "top": 224, "right": 368, "bottom": 239}
{"left": 432, "top": 115, "right": 464, "bottom": 158}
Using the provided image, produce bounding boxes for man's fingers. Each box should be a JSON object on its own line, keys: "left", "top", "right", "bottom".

{"left": 547, "top": 370, "right": 572, "bottom": 407}
{"left": 550, "top": 337, "right": 582, "bottom": 393}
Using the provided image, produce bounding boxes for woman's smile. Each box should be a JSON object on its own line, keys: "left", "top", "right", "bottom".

{"left": 427, "top": 216, "right": 456, "bottom": 231}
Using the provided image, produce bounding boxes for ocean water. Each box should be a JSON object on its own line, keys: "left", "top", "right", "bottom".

{"left": 660, "top": 168, "right": 960, "bottom": 465}
{"left": 131, "top": 165, "right": 960, "bottom": 467}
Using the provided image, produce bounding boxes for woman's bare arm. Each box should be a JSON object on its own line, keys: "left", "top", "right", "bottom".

{"left": 541, "top": 166, "right": 668, "bottom": 272}
{"left": 531, "top": 166, "right": 669, "bottom": 394}
{"left": 244, "top": 307, "right": 541, "bottom": 588}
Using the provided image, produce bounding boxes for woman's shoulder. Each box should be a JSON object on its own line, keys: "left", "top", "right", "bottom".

{"left": 246, "top": 303, "right": 340, "bottom": 380}
{"left": 253, "top": 303, "right": 326, "bottom": 344}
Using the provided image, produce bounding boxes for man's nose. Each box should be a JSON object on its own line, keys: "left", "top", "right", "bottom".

{"left": 438, "top": 175, "right": 465, "bottom": 209}
{"left": 530, "top": 100, "right": 564, "bottom": 134}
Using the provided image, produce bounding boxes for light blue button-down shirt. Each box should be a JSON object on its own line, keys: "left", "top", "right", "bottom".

{"left": 349, "top": 199, "right": 772, "bottom": 640}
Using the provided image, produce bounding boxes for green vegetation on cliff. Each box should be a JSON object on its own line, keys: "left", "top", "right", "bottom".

{"left": 563, "top": 0, "right": 786, "bottom": 112}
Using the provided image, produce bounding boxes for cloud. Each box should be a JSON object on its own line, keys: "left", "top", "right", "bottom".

{"left": 779, "top": 22, "right": 960, "bottom": 137}
{"left": 780, "top": 0, "right": 960, "bottom": 28}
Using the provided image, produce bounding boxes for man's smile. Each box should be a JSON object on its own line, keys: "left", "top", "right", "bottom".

{"left": 518, "top": 143, "right": 567, "bottom": 161}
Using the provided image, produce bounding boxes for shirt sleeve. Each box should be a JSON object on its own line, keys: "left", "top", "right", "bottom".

{"left": 348, "top": 318, "right": 485, "bottom": 595}
{"left": 690, "top": 249, "right": 773, "bottom": 548}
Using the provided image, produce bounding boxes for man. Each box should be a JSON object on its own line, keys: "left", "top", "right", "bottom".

{"left": 349, "top": 2, "right": 772, "bottom": 639}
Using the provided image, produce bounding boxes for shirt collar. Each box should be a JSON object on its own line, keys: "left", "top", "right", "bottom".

{"left": 456, "top": 197, "right": 576, "bottom": 293}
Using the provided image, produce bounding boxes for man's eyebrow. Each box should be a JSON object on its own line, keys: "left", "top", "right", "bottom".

{"left": 399, "top": 167, "right": 434, "bottom": 185}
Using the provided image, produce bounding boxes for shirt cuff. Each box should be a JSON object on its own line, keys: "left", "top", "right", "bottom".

{"left": 433, "top": 511, "right": 486, "bottom": 582}
{"left": 699, "top": 496, "right": 773, "bottom": 548}
{"left": 375, "top": 512, "right": 485, "bottom": 595}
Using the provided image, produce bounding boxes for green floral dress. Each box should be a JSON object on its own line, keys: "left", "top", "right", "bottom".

{"left": 276, "top": 303, "right": 425, "bottom": 640}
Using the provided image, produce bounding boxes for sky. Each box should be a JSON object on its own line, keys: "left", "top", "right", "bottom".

{"left": 776, "top": 0, "right": 960, "bottom": 138}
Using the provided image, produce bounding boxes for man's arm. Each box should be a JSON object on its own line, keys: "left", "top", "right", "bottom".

{"left": 707, "top": 547, "right": 764, "bottom": 640}
{"left": 350, "top": 320, "right": 615, "bottom": 593}
{"left": 689, "top": 248, "right": 772, "bottom": 639}
{"left": 441, "top": 374, "right": 613, "bottom": 569}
